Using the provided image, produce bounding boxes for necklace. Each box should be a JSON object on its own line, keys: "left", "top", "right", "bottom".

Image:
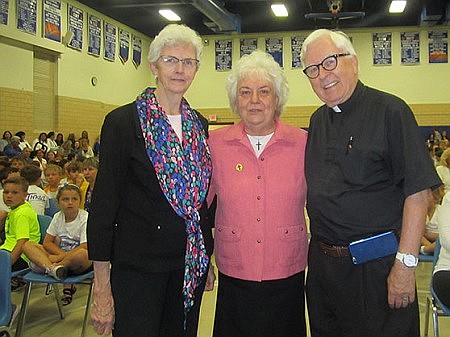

{"left": 247, "top": 132, "right": 273, "bottom": 157}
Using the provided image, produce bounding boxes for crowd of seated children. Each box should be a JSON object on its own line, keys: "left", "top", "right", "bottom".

{"left": 23, "top": 184, "right": 91, "bottom": 305}
{"left": 20, "top": 165, "right": 49, "bottom": 216}
{"left": 0, "top": 177, "right": 41, "bottom": 290}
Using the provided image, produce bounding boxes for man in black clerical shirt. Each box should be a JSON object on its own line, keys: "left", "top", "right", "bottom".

{"left": 300, "top": 29, "right": 441, "bottom": 337}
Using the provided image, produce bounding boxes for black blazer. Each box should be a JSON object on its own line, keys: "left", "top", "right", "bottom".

{"left": 87, "top": 102, "right": 212, "bottom": 272}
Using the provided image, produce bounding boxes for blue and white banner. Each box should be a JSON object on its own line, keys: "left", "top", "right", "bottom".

{"left": 119, "top": 28, "right": 130, "bottom": 64}
{"left": 132, "top": 34, "right": 142, "bottom": 68}
{"left": 104, "top": 21, "right": 116, "bottom": 62}
{"left": 265, "top": 37, "right": 283, "bottom": 67}
{"left": 215, "top": 39, "right": 232, "bottom": 71}
{"left": 17, "top": 0, "right": 37, "bottom": 35}
{"left": 88, "top": 14, "right": 101, "bottom": 56}
{"left": 67, "top": 4, "right": 83, "bottom": 50}
{"left": 43, "top": 0, "right": 61, "bottom": 42}
{"left": 240, "top": 38, "right": 257, "bottom": 57}
{"left": 401, "top": 32, "right": 420, "bottom": 65}
{"left": 0, "top": 0, "right": 9, "bottom": 25}
{"left": 291, "top": 36, "right": 305, "bottom": 68}
{"left": 373, "top": 32, "right": 392, "bottom": 65}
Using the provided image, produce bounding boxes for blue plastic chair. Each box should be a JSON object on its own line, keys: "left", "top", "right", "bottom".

{"left": 0, "top": 250, "right": 17, "bottom": 337}
{"left": 424, "top": 239, "right": 450, "bottom": 337}
{"left": 44, "top": 198, "right": 60, "bottom": 218}
{"left": 15, "top": 270, "right": 94, "bottom": 337}
{"left": 14, "top": 214, "right": 94, "bottom": 337}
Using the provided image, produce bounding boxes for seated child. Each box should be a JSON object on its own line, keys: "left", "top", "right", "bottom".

{"left": 66, "top": 161, "right": 89, "bottom": 209}
{"left": 81, "top": 157, "right": 98, "bottom": 212}
{"left": 0, "top": 177, "right": 40, "bottom": 272}
{"left": 44, "top": 164, "right": 63, "bottom": 199}
{"left": 23, "top": 184, "right": 91, "bottom": 305}
{"left": 20, "top": 165, "right": 49, "bottom": 215}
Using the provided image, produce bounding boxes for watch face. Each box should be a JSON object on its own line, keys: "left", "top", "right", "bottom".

{"left": 404, "top": 254, "right": 418, "bottom": 267}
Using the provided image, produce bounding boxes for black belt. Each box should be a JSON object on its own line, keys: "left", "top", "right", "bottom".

{"left": 318, "top": 241, "right": 350, "bottom": 258}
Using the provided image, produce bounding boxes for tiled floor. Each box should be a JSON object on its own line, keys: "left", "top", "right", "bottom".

{"left": 6, "top": 261, "right": 450, "bottom": 337}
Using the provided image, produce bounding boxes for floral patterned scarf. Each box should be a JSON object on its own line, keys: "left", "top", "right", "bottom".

{"left": 136, "top": 87, "right": 212, "bottom": 323}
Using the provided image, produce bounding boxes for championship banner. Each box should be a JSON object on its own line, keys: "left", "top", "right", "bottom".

{"left": 401, "top": 32, "right": 420, "bottom": 65}
{"left": 88, "top": 14, "right": 101, "bottom": 56}
{"left": 43, "top": 0, "right": 61, "bottom": 42}
{"left": 265, "top": 37, "right": 283, "bottom": 67}
{"left": 215, "top": 39, "right": 232, "bottom": 71}
{"left": 132, "top": 35, "right": 142, "bottom": 68}
{"left": 373, "top": 32, "right": 392, "bottom": 65}
{"left": 1, "top": 0, "right": 9, "bottom": 25}
{"left": 291, "top": 36, "right": 305, "bottom": 68}
{"left": 428, "top": 30, "right": 448, "bottom": 64}
{"left": 119, "top": 28, "right": 130, "bottom": 64}
{"left": 240, "top": 38, "right": 257, "bottom": 57}
{"left": 104, "top": 21, "right": 116, "bottom": 62}
{"left": 67, "top": 4, "right": 83, "bottom": 50}
{"left": 17, "top": 0, "right": 37, "bottom": 35}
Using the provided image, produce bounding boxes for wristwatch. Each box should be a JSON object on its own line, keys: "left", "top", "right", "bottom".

{"left": 396, "top": 252, "right": 419, "bottom": 268}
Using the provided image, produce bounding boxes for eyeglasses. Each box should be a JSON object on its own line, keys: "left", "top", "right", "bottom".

{"left": 302, "top": 53, "right": 350, "bottom": 79}
{"left": 238, "top": 87, "right": 272, "bottom": 99}
{"left": 158, "top": 55, "right": 200, "bottom": 70}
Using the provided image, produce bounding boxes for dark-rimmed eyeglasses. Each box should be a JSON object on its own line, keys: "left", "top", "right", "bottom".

{"left": 158, "top": 55, "right": 199, "bottom": 70}
{"left": 302, "top": 53, "right": 350, "bottom": 79}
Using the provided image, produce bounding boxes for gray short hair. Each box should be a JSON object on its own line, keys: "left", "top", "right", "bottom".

{"left": 300, "top": 29, "right": 357, "bottom": 68}
{"left": 147, "top": 24, "right": 203, "bottom": 65}
{"left": 226, "top": 50, "right": 289, "bottom": 117}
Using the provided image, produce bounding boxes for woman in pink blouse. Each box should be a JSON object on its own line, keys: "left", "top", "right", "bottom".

{"left": 207, "top": 50, "right": 308, "bottom": 337}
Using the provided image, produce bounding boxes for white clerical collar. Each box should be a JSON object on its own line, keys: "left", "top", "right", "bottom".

{"left": 332, "top": 105, "right": 342, "bottom": 113}
{"left": 247, "top": 132, "right": 274, "bottom": 158}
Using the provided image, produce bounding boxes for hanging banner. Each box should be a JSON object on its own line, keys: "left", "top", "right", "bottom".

{"left": 428, "top": 30, "right": 448, "bottom": 64}
{"left": 215, "top": 39, "right": 232, "bottom": 71}
{"left": 240, "top": 38, "right": 257, "bottom": 57}
{"left": 17, "top": 0, "right": 37, "bottom": 35}
{"left": 132, "top": 35, "right": 142, "bottom": 68}
{"left": 372, "top": 32, "right": 392, "bottom": 65}
{"left": 265, "top": 37, "right": 283, "bottom": 67}
{"left": 1, "top": 0, "right": 9, "bottom": 25}
{"left": 291, "top": 36, "right": 305, "bottom": 68}
{"left": 119, "top": 28, "right": 130, "bottom": 64}
{"left": 67, "top": 4, "right": 83, "bottom": 50}
{"left": 401, "top": 32, "right": 420, "bottom": 65}
{"left": 104, "top": 21, "right": 116, "bottom": 62}
{"left": 88, "top": 14, "right": 101, "bottom": 56}
{"left": 43, "top": 0, "right": 61, "bottom": 42}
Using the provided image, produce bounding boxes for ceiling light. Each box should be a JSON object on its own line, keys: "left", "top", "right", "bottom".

{"left": 389, "top": 1, "right": 407, "bottom": 13}
{"left": 271, "top": 4, "right": 288, "bottom": 17}
{"left": 159, "top": 9, "right": 181, "bottom": 21}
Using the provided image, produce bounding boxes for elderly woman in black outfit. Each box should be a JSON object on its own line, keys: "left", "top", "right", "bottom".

{"left": 87, "top": 24, "right": 212, "bottom": 337}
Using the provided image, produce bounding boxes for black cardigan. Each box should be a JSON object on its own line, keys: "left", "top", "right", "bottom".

{"left": 87, "top": 102, "right": 213, "bottom": 272}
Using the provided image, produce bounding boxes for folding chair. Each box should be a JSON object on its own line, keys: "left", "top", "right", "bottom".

{"left": 0, "top": 250, "right": 18, "bottom": 337}
{"left": 14, "top": 270, "right": 94, "bottom": 337}
{"left": 424, "top": 239, "right": 450, "bottom": 337}
{"left": 14, "top": 214, "right": 94, "bottom": 337}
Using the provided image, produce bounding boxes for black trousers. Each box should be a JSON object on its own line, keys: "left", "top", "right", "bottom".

{"left": 111, "top": 264, "right": 207, "bottom": 337}
{"left": 213, "top": 271, "right": 306, "bottom": 337}
{"left": 306, "top": 239, "right": 419, "bottom": 337}
{"left": 433, "top": 270, "right": 450, "bottom": 307}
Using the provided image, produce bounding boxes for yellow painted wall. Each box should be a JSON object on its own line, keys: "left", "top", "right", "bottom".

{"left": 0, "top": 0, "right": 449, "bottom": 138}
